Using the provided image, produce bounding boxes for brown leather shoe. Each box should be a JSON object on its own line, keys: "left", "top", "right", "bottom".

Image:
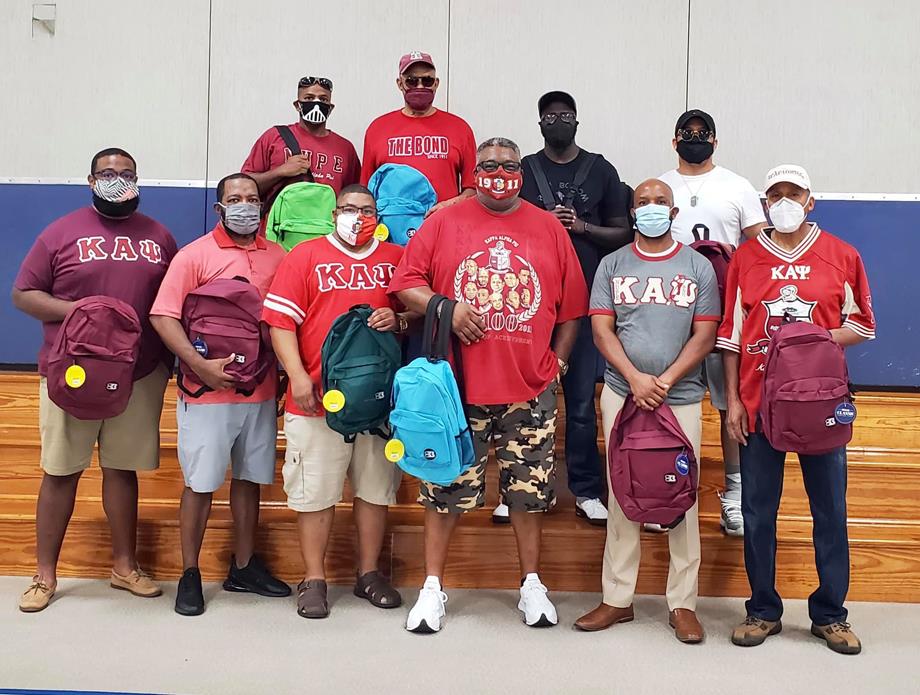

{"left": 732, "top": 615, "right": 782, "bottom": 646}
{"left": 574, "top": 603, "right": 634, "bottom": 632}
{"left": 811, "top": 622, "right": 862, "bottom": 655}
{"left": 669, "top": 608, "right": 704, "bottom": 643}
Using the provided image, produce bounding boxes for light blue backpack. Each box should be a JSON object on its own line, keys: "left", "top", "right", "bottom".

{"left": 367, "top": 164, "right": 436, "bottom": 246}
{"left": 388, "top": 296, "right": 474, "bottom": 485}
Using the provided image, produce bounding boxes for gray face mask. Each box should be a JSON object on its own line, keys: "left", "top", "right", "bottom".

{"left": 219, "top": 202, "right": 260, "bottom": 236}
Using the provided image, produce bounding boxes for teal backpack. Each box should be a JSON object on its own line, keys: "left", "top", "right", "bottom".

{"left": 388, "top": 296, "right": 474, "bottom": 485}
{"left": 320, "top": 305, "right": 402, "bottom": 442}
{"left": 367, "top": 164, "right": 436, "bottom": 246}
{"left": 265, "top": 181, "right": 336, "bottom": 252}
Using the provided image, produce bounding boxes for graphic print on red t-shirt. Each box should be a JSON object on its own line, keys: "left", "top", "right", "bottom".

{"left": 262, "top": 235, "right": 403, "bottom": 416}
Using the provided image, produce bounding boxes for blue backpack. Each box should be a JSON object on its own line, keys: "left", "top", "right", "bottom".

{"left": 388, "top": 296, "right": 474, "bottom": 485}
{"left": 367, "top": 164, "right": 436, "bottom": 246}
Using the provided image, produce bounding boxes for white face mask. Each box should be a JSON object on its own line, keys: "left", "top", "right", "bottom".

{"left": 769, "top": 197, "right": 808, "bottom": 234}
{"left": 335, "top": 212, "right": 360, "bottom": 245}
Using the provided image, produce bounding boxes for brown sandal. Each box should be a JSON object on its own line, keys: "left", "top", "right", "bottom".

{"left": 296, "top": 579, "right": 329, "bottom": 619}
{"left": 353, "top": 571, "right": 402, "bottom": 608}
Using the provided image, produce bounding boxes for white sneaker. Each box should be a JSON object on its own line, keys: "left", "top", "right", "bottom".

{"left": 719, "top": 492, "right": 744, "bottom": 537}
{"left": 491, "top": 503, "right": 510, "bottom": 524}
{"left": 406, "top": 577, "right": 448, "bottom": 634}
{"left": 643, "top": 522, "right": 669, "bottom": 534}
{"left": 518, "top": 574, "right": 558, "bottom": 627}
{"left": 575, "top": 497, "right": 608, "bottom": 526}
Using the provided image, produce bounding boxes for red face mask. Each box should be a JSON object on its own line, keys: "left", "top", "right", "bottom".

{"left": 476, "top": 169, "right": 523, "bottom": 201}
{"left": 336, "top": 212, "right": 377, "bottom": 246}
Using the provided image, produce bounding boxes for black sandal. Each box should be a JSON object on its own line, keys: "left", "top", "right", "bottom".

{"left": 353, "top": 571, "right": 402, "bottom": 608}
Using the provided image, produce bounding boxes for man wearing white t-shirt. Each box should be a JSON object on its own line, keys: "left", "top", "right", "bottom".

{"left": 659, "top": 109, "right": 766, "bottom": 537}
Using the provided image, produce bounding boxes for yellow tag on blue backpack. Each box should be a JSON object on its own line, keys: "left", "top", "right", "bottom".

{"left": 385, "top": 439, "right": 405, "bottom": 462}
{"left": 373, "top": 223, "right": 389, "bottom": 241}
{"left": 65, "top": 365, "right": 86, "bottom": 389}
{"left": 322, "top": 389, "right": 345, "bottom": 412}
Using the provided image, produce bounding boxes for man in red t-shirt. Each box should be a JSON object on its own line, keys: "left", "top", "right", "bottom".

{"left": 361, "top": 51, "right": 476, "bottom": 215}
{"left": 390, "top": 137, "right": 588, "bottom": 633}
{"left": 242, "top": 75, "right": 361, "bottom": 206}
{"left": 718, "top": 165, "right": 875, "bottom": 655}
{"left": 263, "top": 185, "right": 413, "bottom": 619}
{"left": 13, "top": 148, "right": 177, "bottom": 612}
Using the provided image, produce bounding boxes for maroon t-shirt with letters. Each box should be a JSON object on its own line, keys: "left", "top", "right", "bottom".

{"left": 14, "top": 206, "right": 178, "bottom": 378}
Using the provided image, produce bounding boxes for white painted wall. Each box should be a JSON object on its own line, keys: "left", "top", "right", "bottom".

{"left": 1, "top": 0, "right": 918, "bottom": 192}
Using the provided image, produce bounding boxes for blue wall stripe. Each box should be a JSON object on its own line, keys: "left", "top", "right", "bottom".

{"left": 0, "top": 184, "right": 916, "bottom": 387}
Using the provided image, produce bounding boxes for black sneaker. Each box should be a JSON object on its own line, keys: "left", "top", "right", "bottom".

{"left": 175, "top": 568, "right": 205, "bottom": 616}
{"left": 223, "top": 555, "right": 291, "bottom": 597}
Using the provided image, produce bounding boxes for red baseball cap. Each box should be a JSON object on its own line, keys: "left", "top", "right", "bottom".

{"left": 399, "top": 51, "right": 435, "bottom": 74}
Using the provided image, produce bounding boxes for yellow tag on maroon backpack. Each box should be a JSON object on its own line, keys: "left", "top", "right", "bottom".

{"left": 65, "top": 365, "right": 86, "bottom": 389}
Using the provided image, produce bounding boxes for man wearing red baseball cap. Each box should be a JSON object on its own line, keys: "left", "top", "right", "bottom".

{"left": 361, "top": 52, "right": 476, "bottom": 216}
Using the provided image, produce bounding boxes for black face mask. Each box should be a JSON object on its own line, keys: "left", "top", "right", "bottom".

{"left": 92, "top": 193, "right": 139, "bottom": 218}
{"left": 676, "top": 140, "right": 714, "bottom": 164}
{"left": 540, "top": 121, "right": 577, "bottom": 149}
{"left": 299, "top": 100, "right": 332, "bottom": 124}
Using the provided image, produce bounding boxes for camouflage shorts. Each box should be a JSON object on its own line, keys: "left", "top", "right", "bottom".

{"left": 418, "top": 381, "right": 558, "bottom": 514}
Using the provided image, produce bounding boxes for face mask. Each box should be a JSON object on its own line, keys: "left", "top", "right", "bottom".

{"left": 219, "top": 202, "right": 261, "bottom": 236}
{"left": 768, "top": 197, "right": 808, "bottom": 234}
{"left": 676, "top": 140, "right": 714, "bottom": 164}
{"left": 476, "top": 169, "right": 523, "bottom": 201}
{"left": 335, "top": 212, "right": 376, "bottom": 246}
{"left": 404, "top": 87, "right": 435, "bottom": 111}
{"left": 540, "top": 121, "right": 577, "bottom": 148}
{"left": 299, "top": 100, "right": 332, "bottom": 124}
{"left": 92, "top": 177, "right": 140, "bottom": 218}
{"left": 634, "top": 204, "right": 673, "bottom": 238}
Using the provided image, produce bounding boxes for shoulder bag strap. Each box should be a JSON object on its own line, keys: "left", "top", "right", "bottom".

{"left": 526, "top": 157, "right": 557, "bottom": 211}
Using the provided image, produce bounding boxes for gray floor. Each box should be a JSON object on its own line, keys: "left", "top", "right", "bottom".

{"left": 1, "top": 576, "right": 918, "bottom": 695}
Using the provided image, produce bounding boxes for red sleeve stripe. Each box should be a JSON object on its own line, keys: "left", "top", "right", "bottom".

{"left": 843, "top": 319, "right": 876, "bottom": 339}
{"left": 263, "top": 298, "right": 304, "bottom": 325}
{"left": 715, "top": 337, "right": 741, "bottom": 353}
{"left": 588, "top": 308, "right": 615, "bottom": 316}
{"left": 693, "top": 314, "right": 721, "bottom": 322}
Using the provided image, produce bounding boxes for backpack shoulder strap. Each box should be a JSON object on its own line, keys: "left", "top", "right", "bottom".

{"left": 572, "top": 152, "right": 599, "bottom": 190}
{"left": 275, "top": 125, "right": 303, "bottom": 158}
{"left": 525, "top": 156, "right": 557, "bottom": 211}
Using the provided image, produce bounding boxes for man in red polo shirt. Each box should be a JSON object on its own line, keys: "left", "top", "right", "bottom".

{"left": 390, "top": 137, "right": 587, "bottom": 633}
{"left": 150, "top": 173, "right": 290, "bottom": 617}
{"left": 242, "top": 75, "right": 361, "bottom": 205}
{"left": 361, "top": 51, "right": 476, "bottom": 216}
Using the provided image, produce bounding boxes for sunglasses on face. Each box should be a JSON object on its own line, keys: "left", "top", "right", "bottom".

{"left": 403, "top": 75, "right": 436, "bottom": 88}
{"left": 477, "top": 160, "right": 522, "bottom": 173}
{"left": 540, "top": 112, "right": 576, "bottom": 125}
{"left": 677, "top": 128, "right": 713, "bottom": 142}
{"left": 336, "top": 205, "right": 377, "bottom": 217}
{"left": 299, "top": 76, "right": 333, "bottom": 90}
{"left": 93, "top": 169, "right": 138, "bottom": 183}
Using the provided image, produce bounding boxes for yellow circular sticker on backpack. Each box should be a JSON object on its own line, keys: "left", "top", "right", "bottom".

{"left": 373, "top": 223, "right": 389, "bottom": 241}
{"left": 385, "top": 438, "right": 405, "bottom": 462}
{"left": 65, "top": 365, "right": 86, "bottom": 389}
{"left": 322, "top": 389, "right": 345, "bottom": 412}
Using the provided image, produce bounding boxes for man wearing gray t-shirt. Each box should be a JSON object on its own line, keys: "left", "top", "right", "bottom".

{"left": 575, "top": 179, "right": 719, "bottom": 644}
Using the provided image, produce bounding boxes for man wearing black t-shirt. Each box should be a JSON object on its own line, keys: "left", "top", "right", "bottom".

{"left": 506, "top": 90, "right": 631, "bottom": 525}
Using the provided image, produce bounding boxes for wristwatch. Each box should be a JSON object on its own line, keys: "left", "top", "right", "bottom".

{"left": 557, "top": 357, "right": 569, "bottom": 377}
{"left": 397, "top": 315, "right": 409, "bottom": 334}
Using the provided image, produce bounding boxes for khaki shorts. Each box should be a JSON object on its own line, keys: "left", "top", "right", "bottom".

{"left": 419, "top": 381, "right": 558, "bottom": 514}
{"left": 282, "top": 413, "right": 402, "bottom": 513}
{"left": 39, "top": 364, "right": 170, "bottom": 476}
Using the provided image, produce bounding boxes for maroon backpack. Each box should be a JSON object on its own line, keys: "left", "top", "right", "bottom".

{"left": 760, "top": 319, "right": 854, "bottom": 455}
{"left": 46, "top": 296, "right": 142, "bottom": 420}
{"left": 178, "top": 277, "right": 274, "bottom": 398}
{"left": 690, "top": 240, "right": 733, "bottom": 312}
{"left": 608, "top": 397, "right": 698, "bottom": 528}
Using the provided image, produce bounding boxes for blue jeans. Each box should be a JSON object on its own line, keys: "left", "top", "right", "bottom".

{"left": 561, "top": 316, "right": 603, "bottom": 499}
{"left": 740, "top": 432, "right": 849, "bottom": 625}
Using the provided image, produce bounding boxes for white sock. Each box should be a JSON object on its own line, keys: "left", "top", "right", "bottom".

{"left": 423, "top": 575, "right": 441, "bottom": 591}
{"left": 724, "top": 473, "right": 742, "bottom": 501}
{"left": 522, "top": 572, "right": 540, "bottom": 586}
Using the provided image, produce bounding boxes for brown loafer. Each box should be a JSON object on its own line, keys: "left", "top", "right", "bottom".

{"left": 19, "top": 577, "right": 57, "bottom": 613}
{"left": 574, "top": 603, "right": 634, "bottom": 632}
{"left": 297, "top": 579, "right": 329, "bottom": 619}
{"left": 111, "top": 568, "right": 162, "bottom": 598}
{"left": 354, "top": 570, "right": 402, "bottom": 609}
{"left": 669, "top": 608, "right": 704, "bottom": 643}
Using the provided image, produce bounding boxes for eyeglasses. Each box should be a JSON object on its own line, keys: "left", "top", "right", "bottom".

{"left": 93, "top": 169, "right": 138, "bottom": 183}
{"left": 540, "top": 112, "right": 576, "bottom": 125}
{"left": 403, "top": 75, "right": 436, "bottom": 88}
{"left": 677, "top": 128, "right": 713, "bottom": 142}
{"left": 477, "top": 160, "right": 522, "bottom": 173}
{"left": 298, "top": 76, "right": 333, "bottom": 90}
{"left": 336, "top": 205, "right": 377, "bottom": 217}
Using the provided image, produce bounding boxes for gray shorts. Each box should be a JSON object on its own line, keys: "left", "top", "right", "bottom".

{"left": 177, "top": 398, "right": 278, "bottom": 493}
{"left": 702, "top": 352, "right": 727, "bottom": 411}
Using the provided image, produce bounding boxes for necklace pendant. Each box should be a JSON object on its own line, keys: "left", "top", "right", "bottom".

{"left": 690, "top": 195, "right": 698, "bottom": 207}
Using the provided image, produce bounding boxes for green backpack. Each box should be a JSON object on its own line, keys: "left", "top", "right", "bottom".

{"left": 265, "top": 182, "right": 336, "bottom": 252}
{"left": 321, "top": 305, "right": 402, "bottom": 442}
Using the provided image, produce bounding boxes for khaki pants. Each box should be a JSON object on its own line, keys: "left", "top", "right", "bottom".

{"left": 600, "top": 386, "right": 702, "bottom": 611}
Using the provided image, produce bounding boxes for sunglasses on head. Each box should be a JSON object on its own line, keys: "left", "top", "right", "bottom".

{"left": 477, "top": 160, "right": 522, "bottom": 173}
{"left": 403, "top": 75, "right": 436, "bottom": 88}
{"left": 677, "top": 128, "right": 713, "bottom": 142}
{"left": 299, "top": 76, "right": 333, "bottom": 90}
